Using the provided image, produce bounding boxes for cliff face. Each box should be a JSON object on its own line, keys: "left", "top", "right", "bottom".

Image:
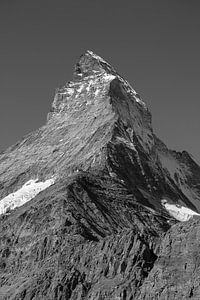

{"left": 0, "top": 51, "right": 200, "bottom": 299}
{"left": 138, "top": 218, "right": 200, "bottom": 299}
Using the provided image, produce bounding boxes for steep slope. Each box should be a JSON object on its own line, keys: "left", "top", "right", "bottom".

{"left": 138, "top": 218, "right": 200, "bottom": 299}
{"left": 0, "top": 51, "right": 200, "bottom": 299}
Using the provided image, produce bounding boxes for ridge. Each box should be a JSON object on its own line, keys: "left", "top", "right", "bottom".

{"left": 49, "top": 51, "right": 146, "bottom": 118}
{"left": 73, "top": 50, "right": 118, "bottom": 80}
{"left": 0, "top": 52, "right": 200, "bottom": 298}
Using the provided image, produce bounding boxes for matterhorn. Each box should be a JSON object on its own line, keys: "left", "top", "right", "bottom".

{"left": 0, "top": 51, "right": 200, "bottom": 299}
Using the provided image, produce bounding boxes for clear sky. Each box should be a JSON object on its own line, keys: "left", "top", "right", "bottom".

{"left": 0, "top": 0, "right": 200, "bottom": 161}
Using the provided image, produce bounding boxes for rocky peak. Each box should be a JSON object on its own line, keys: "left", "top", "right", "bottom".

{"left": 49, "top": 51, "right": 146, "bottom": 116}
{"left": 1, "top": 51, "right": 200, "bottom": 299}
{"left": 48, "top": 51, "right": 153, "bottom": 154}
{"left": 73, "top": 50, "right": 117, "bottom": 80}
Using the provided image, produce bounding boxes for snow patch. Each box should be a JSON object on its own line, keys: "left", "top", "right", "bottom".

{"left": 116, "top": 137, "right": 136, "bottom": 151}
{"left": 103, "top": 73, "right": 116, "bottom": 81}
{"left": 161, "top": 199, "right": 200, "bottom": 221}
{"left": 94, "top": 88, "right": 100, "bottom": 97}
{"left": 66, "top": 88, "right": 74, "bottom": 96}
{"left": 0, "top": 177, "right": 56, "bottom": 215}
{"left": 87, "top": 50, "right": 108, "bottom": 64}
{"left": 76, "top": 85, "right": 84, "bottom": 93}
{"left": 86, "top": 81, "right": 93, "bottom": 92}
{"left": 134, "top": 94, "right": 143, "bottom": 104}
{"left": 58, "top": 88, "right": 74, "bottom": 97}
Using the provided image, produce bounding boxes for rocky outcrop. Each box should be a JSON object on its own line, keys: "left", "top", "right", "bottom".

{"left": 138, "top": 219, "right": 200, "bottom": 299}
{"left": 0, "top": 51, "right": 200, "bottom": 299}
{"left": 0, "top": 174, "right": 168, "bottom": 299}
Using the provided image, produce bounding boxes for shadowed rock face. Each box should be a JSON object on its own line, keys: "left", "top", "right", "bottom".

{"left": 0, "top": 51, "right": 200, "bottom": 299}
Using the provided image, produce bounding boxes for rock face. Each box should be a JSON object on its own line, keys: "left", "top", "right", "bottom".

{"left": 0, "top": 51, "right": 200, "bottom": 299}
{"left": 138, "top": 219, "right": 200, "bottom": 299}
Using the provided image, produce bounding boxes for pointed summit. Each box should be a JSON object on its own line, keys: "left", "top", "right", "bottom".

{"left": 73, "top": 50, "right": 117, "bottom": 80}
{"left": 1, "top": 51, "right": 200, "bottom": 299}
{"left": 49, "top": 51, "right": 145, "bottom": 119}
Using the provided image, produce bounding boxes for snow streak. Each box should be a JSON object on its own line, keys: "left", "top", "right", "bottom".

{"left": 0, "top": 177, "right": 55, "bottom": 215}
{"left": 162, "top": 199, "right": 200, "bottom": 221}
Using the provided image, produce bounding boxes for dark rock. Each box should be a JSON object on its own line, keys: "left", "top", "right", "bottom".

{"left": 138, "top": 219, "right": 200, "bottom": 299}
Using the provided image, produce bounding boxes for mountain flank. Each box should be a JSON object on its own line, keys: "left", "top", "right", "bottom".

{"left": 0, "top": 51, "right": 200, "bottom": 299}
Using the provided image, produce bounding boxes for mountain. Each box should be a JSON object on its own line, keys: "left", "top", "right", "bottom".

{"left": 0, "top": 51, "right": 200, "bottom": 299}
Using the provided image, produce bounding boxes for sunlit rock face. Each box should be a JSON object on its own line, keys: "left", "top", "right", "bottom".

{"left": 0, "top": 51, "right": 200, "bottom": 299}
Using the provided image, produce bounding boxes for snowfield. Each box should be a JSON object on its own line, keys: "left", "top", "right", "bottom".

{"left": 162, "top": 199, "right": 200, "bottom": 221}
{"left": 0, "top": 177, "right": 55, "bottom": 215}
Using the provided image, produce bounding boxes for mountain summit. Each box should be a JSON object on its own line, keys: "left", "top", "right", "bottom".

{"left": 0, "top": 52, "right": 200, "bottom": 299}
{"left": 73, "top": 50, "right": 118, "bottom": 78}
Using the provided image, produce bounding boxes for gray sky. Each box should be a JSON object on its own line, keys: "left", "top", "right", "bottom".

{"left": 0, "top": 0, "right": 200, "bottom": 161}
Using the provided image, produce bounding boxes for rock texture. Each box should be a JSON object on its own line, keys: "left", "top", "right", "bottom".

{"left": 138, "top": 219, "right": 200, "bottom": 299}
{"left": 0, "top": 50, "right": 200, "bottom": 299}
